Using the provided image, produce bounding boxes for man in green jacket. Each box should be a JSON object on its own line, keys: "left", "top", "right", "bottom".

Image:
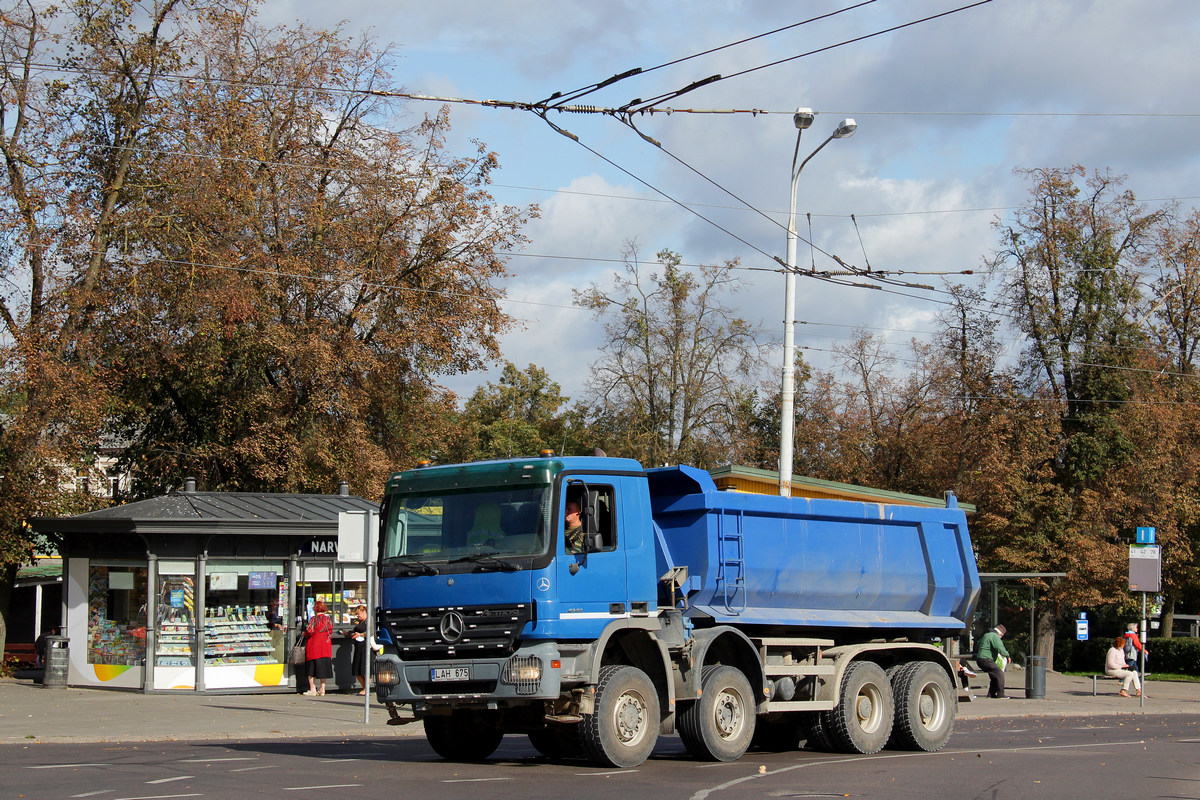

{"left": 976, "top": 624, "right": 1011, "bottom": 699}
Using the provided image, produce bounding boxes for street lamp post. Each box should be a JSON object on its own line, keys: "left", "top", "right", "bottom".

{"left": 779, "top": 109, "right": 857, "bottom": 497}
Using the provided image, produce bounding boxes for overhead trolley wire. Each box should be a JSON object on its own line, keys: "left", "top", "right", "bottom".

{"left": 536, "top": 0, "right": 879, "bottom": 108}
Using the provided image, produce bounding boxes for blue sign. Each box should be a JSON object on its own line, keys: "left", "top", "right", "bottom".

{"left": 1076, "top": 619, "right": 1089, "bottom": 641}
{"left": 248, "top": 571, "right": 277, "bottom": 590}
{"left": 1136, "top": 526, "right": 1156, "bottom": 544}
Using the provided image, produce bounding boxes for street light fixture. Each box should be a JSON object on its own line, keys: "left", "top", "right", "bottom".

{"left": 779, "top": 109, "right": 857, "bottom": 497}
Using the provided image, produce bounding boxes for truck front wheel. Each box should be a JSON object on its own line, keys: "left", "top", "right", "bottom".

{"left": 424, "top": 711, "right": 504, "bottom": 761}
{"left": 579, "top": 664, "right": 660, "bottom": 768}
{"left": 679, "top": 665, "right": 756, "bottom": 761}
{"left": 888, "top": 661, "right": 955, "bottom": 751}
{"left": 529, "top": 725, "right": 583, "bottom": 761}
{"left": 826, "top": 661, "right": 894, "bottom": 755}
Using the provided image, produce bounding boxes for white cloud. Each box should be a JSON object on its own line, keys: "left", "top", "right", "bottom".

{"left": 273, "top": 0, "right": 1200, "bottom": 399}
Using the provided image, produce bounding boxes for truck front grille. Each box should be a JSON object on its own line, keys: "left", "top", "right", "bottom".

{"left": 381, "top": 604, "right": 533, "bottom": 661}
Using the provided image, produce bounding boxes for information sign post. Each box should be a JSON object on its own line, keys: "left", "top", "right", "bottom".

{"left": 1129, "top": 534, "right": 1161, "bottom": 710}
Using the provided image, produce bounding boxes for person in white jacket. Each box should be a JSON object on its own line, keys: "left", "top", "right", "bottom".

{"left": 1105, "top": 636, "right": 1142, "bottom": 697}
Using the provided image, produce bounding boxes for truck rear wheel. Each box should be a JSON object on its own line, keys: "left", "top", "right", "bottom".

{"left": 826, "top": 661, "right": 894, "bottom": 755}
{"left": 678, "top": 665, "right": 756, "bottom": 761}
{"left": 579, "top": 664, "right": 660, "bottom": 768}
{"left": 889, "top": 661, "right": 955, "bottom": 751}
{"left": 801, "top": 711, "right": 834, "bottom": 751}
{"left": 753, "top": 716, "right": 804, "bottom": 752}
{"left": 423, "top": 711, "right": 504, "bottom": 761}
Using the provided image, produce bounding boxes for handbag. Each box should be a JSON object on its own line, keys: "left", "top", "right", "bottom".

{"left": 289, "top": 634, "right": 308, "bottom": 665}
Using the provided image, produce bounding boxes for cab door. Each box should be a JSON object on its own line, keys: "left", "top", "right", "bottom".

{"left": 552, "top": 479, "right": 628, "bottom": 637}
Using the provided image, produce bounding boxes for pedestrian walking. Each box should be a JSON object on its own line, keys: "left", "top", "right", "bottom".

{"left": 976, "top": 624, "right": 1011, "bottom": 699}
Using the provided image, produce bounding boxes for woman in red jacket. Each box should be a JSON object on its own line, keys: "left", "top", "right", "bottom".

{"left": 303, "top": 599, "right": 334, "bottom": 696}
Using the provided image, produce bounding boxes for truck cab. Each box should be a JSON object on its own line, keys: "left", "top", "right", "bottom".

{"left": 373, "top": 455, "right": 660, "bottom": 710}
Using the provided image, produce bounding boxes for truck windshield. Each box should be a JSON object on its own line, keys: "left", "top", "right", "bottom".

{"left": 381, "top": 485, "right": 551, "bottom": 568}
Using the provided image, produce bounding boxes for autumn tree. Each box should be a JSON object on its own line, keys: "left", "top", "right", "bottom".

{"left": 0, "top": 0, "right": 186, "bottom": 658}
{"left": 988, "top": 165, "right": 1162, "bottom": 662}
{"left": 1102, "top": 207, "right": 1200, "bottom": 637}
{"left": 0, "top": 0, "right": 534, "bottom": 655}
{"left": 86, "top": 6, "right": 534, "bottom": 495}
{"left": 575, "top": 245, "right": 764, "bottom": 468}
{"left": 451, "top": 362, "right": 593, "bottom": 461}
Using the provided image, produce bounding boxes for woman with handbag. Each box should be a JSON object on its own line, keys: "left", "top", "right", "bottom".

{"left": 303, "top": 599, "right": 334, "bottom": 696}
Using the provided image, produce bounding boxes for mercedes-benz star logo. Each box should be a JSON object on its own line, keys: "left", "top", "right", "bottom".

{"left": 439, "top": 611, "right": 465, "bottom": 643}
{"left": 537, "top": 577, "right": 552, "bottom": 591}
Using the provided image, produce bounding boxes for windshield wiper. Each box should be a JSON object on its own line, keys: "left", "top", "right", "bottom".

{"left": 448, "top": 551, "right": 520, "bottom": 572}
{"left": 383, "top": 556, "right": 440, "bottom": 576}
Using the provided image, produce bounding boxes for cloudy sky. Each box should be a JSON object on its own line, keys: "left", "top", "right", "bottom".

{"left": 268, "top": 0, "right": 1200, "bottom": 402}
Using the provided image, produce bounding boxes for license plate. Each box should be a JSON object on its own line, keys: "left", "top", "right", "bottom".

{"left": 430, "top": 666, "right": 471, "bottom": 682}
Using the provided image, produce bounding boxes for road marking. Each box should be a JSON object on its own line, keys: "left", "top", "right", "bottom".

{"left": 688, "top": 740, "right": 1149, "bottom": 800}
{"left": 146, "top": 777, "right": 194, "bottom": 785}
{"left": 110, "top": 795, "right": 202, "bottom": 800}
{"left": 573, "top": 770, "right": 639, "bottom": 776}
{"left": 70, "top": 792, "right": 115, "bottom": 798}
{"left": 318, "top": 758, "right": 363, "bottom": 762}
{"left": 29, "top": 763, "right": 112, "bottom": 769}
{"left": 229, "top": 765, "right": 280, "bottom": 773}
{"left": 442, "top": 777, "right": 513, "bottom": 783}
{"left": 282, "top": 785, "right": 363, "bottom": 791}
{"left": 177, "top": 758, "right": 258, "bottom": 763}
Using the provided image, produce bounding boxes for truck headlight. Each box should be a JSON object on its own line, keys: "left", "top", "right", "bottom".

{"left": 374, "top": 657, "right": 401, "bottom": 687}
{"left": 501, "top": 655, "right": 542, "bottom": 694}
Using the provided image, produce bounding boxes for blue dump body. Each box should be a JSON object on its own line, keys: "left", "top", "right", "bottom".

{"left": 648, "top": 465, "right": 980, "bottom": 633}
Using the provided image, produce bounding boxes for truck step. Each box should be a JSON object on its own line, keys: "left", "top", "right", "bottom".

{"left": 764, "top": 699, "right": 837, "bottom": 712}
{"left": 755, "top": 637, "right": 835, "bottom": 647}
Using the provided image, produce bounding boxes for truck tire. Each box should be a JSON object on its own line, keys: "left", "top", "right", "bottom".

{"left": 888, "top": 661, "right": 955, "bottom": 751}
{"left": 801, "top": 711, "right": 834, "bottom": 751}
{"left": 678, "top": 666, "right": 756, "bottom": 761}
{"left": 752, "top": 717, "right": 804, "bottom": 752}
{"left": 424, "top": 711, "right": 504, "bottom": 761}
{"left": 529, "top": 726, "right": 583, "bottom": 761}
{"left": 826, "top": 661, "right": 894, "bottom": 755}
{"left": 579, "top": 664, "right": 660, "bottom": 768}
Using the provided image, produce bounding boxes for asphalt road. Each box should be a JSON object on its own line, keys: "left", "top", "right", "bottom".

{"left": 4, "top": 714, "right": 1198, "bottom": 800}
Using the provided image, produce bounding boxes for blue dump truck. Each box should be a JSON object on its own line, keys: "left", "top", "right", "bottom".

{"left": 372, "top": 454, "right": 980, "bottom": 768}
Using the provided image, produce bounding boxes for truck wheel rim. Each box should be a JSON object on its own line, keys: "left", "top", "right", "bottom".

{"left": 919, "top": 683, "right": 946, "bottom": 729}
{"left": 714, "top": 687, "right": 744, "bottom": 738}
{"left": 615, "top": 691, "right": 648, "bottom": 744}
{"left": 855, "top": 684, "right": 884, "bottom": 733}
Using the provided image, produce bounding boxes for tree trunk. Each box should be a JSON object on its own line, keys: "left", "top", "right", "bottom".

{"left": 1034, "top": 600, "right": 1057, "bottom": 672}
{"left": 0, "top": 563, "right": 15, "bottom": 666}
{"left": 1159, "top": 595, "right": 1175, "bottom": 639}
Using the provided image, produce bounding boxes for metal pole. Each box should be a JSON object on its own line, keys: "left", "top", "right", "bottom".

{"left": 778, "top": 118, "right": 854, "bottom": 496}
{"left": 363, "top": 509, "right": 378, "bottom": 724}
{"left": 1140, "top": 592, "right": 1146, "bottom": 709}
{"left": 364, "top": 564, "right": 375, "bottom": 724}
{"left": 1029, "top": 586, "right": 1035, "bottom": 668}
{"left": 778, "top": 132, "right": 803, "bottom": 498}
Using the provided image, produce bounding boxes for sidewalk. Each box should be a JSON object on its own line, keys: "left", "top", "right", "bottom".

{"left": 1, "top": 670, "right": 1197, "bottom": 745}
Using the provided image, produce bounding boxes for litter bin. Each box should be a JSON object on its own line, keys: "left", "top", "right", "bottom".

{"left": 1025, "top": 654, "right": 1046, "bottom": 699}
{"left": 42, "top": 636, "right": 69, "bottom": 689}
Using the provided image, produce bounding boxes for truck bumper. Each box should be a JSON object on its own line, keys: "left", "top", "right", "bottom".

{"left": 374, "top": 642, "right": 564, "bottom": 706}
